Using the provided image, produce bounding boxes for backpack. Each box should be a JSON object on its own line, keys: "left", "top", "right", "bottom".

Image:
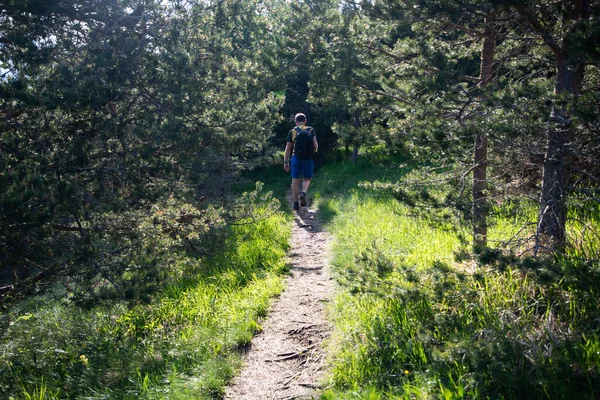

{"left": 293, "top": 126, "right": 315, "bottom": 160}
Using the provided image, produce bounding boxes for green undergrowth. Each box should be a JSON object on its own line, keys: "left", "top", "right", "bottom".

{"left": 0, "top": 193, "right": 290, "bottom": 399}
{"left": 312, "top": 150, "right": 600, "bottom": 399}
{"left": 232, "top": 162, "right": 296, "bottom": 213}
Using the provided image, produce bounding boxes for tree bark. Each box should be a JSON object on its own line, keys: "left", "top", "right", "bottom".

{"left": 473, "top": 15, "right": 495, "bottom": 248}
{"left": 473, "top": 132, "right": 488, "bottom": 247}
{"left": 351, "top": 112, "right": 360, "bottom": 161}
{"left": 534, "top": 0, "right": 588, "bottom": 254}
{"left": 352, "top": 143, "right": 359, "bottom": 161}
{"left": 535, "top": 62, "right": 583, "bottom": 254}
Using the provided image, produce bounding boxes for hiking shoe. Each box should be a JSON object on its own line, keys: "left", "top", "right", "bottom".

{"left": 293, "top": 201, "right": 300, "bottom": 211}
{"left": 299, "top": 192, "right": 307, "bottom": 207}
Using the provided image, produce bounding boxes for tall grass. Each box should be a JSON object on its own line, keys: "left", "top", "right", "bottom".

{"left": 0, "top": 180, "right": 291, "bottom": 399}
{"left": 313, "top": 153, "right": 600, "bottom": 399}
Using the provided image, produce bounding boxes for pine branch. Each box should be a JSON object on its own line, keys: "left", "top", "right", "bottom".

{"left": 365, "top": 44, "right": 481, "bottom": 84}
{"left": 0, "top": 266, "right": 56, "bottom": 301}
{"left": 279, "top": 47, "right": 309, "bottom": 72}
{"left": 441, "top": 21, "right": 484, "bottom": 39}
{"left": 422, "top": 66, "right": 481, "bottom": 83}
{"left": 351, "top": 79, "right": 415, "bottom": 106}
{"left": 517, "top": 7, "right": 563, "bottom": 57}
{"left": 572, "top": 168, "right": 600, "bottom": 186}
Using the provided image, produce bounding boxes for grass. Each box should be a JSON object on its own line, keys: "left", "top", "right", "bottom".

{"left": 0, "top": 175, "right": 291, "bottom": 399}
{"left": 4, "top": 152, "right": 598, "bottom": 399}
{"left": 310, "top": 150, "right": 600, "bottom": 399}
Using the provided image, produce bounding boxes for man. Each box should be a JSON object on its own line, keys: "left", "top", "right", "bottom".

{"left": 283, "top": 113, "right": 318, "bottom": 211}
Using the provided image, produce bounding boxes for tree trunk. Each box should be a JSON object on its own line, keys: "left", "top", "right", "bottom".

{"left": 473, "top": 15, "right": 495, "bottom": 248}
{"left": 351, "top": 143, "right": 359, "bottom": 161}
{"left": 535, "top": 60, "right": 583, "bottom": 254}
{"left": 473, "top": 132, "right": 488, "bottom": 247}
{"left": 351, "top": 112, "right": 360, "bottom": 162}
{"left": 534, "top": 0, "right": 588, "bottom": 254}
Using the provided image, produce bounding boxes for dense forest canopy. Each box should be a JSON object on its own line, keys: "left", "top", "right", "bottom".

{"left": 1, "top": 0, "right": 599, "bottom": 302}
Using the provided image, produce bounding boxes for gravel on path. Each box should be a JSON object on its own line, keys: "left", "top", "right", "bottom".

{"left": 225, "top": 203, "right": 333, "bottom": 400}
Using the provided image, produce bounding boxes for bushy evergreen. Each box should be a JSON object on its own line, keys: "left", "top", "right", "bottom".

{"left": 0, "top": 0, "right": 284, "bottom": 304}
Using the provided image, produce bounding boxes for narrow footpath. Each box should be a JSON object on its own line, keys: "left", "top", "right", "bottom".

{"left": 225, "top": 201, "right": 333, "bottom": 400}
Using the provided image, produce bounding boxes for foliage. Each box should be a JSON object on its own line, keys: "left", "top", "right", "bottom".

{"left": 0, "top": 0, "right": 284, "bottom": 304}
{"left": 0, "top": 186, "right": 289, "bottom": 399}
{"left": 268, "top": 0, "right": 347, "bottom": 165}
{"left": 318, "top": 0, "right": 600, "bottom": 253}
{"left": 1, "top": 0, "right": 600, "bottom": 398}
{"left": 312, "top": 157, "right": 600, "bottom": 399}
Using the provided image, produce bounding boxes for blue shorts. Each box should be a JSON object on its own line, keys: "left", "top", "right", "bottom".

{"left": 291, "top": 155, "right": 314, "bottom": 179}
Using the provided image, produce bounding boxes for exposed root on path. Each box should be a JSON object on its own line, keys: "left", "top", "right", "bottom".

{"left": 225, "top": 199, "right": 333, "bottom": 400}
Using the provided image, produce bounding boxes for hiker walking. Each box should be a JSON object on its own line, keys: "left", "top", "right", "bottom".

{"left": 284, "top": 113, "right": 318, "bottom": 211}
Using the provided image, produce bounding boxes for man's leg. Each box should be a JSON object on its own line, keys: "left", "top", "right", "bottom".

{"left": 292, "top": 178, "right": 301, "bottom": 210}
{"left": 299, "top": 178, "right": 310, "bottom": 207}
{"left": 299, "top": 158, "right": 314, "bottom": 207}
{"left": 290, "top": 156, "right": 301, "bottom": 210}
{"left": 292, "top": 178, "right": 300, "bottom": 201}
{"left": 302, "top": 178, "right": 311, "bottom": 194}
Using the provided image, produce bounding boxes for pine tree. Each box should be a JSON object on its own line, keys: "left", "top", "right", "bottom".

{"left": 0, "top": 0, "right": 284, "bottom": 303}
{"left": 513, "top": 0, "right": 600, "bottom": 254}
{"left": 350, "top": 0, "right": 510, "bottom": 247}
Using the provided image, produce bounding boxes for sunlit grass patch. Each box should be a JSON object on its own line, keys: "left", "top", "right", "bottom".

{"left": 566, "top": 204, "right": 600, "bottom": 260}
{"left": 316, "top": 157, "right": 600, "bottom": 399}
{"left": 0, "top": 204, "right": 290, "bottom": 399}
{"left": 327, "top": 195, "right": 461, "bottom": 290}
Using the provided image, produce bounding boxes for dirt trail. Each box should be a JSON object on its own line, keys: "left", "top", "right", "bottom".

{"left": 225, "top": 201, "right": 333, "bottom": 400}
